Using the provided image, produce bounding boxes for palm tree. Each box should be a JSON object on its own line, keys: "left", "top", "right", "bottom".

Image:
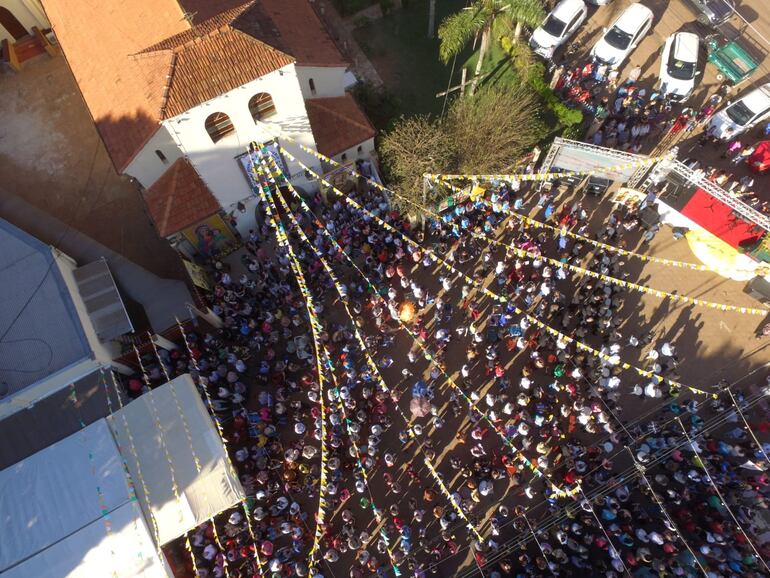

{"left": 438, "top": 0, "right": 544, "bottom": 95}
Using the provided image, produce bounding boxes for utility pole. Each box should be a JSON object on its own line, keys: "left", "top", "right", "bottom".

{"left": 428, "top": 0, "right": 436, "bottom": 38}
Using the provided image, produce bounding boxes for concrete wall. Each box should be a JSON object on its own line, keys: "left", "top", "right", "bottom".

{"left": 123, "top": 125, "right": 184, "bottom": 190}
{"left": 0, "top": 0, "right": 48, "bottom": 43}
{"left": 296, "top": 65, "right": 347, "bottom": 99}
{"left": 162, "top": 63, "right": 323, "bottom": 225}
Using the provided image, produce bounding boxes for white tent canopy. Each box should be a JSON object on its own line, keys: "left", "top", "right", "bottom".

{"left": 0, "top": 374, "right": 243, "bottom": 576}
{"left": 0, "top": 419, "right": 170, "bottom": 577}
{"left": 108, "top": 374, "right": 245, "bottom": 546}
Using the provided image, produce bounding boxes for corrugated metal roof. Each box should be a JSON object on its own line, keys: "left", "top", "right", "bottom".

{"left": 0, "top": 220, "right": 92, "bottom": 397}
{"left": 73, "top": 258, "right": 133, "bottom": 342}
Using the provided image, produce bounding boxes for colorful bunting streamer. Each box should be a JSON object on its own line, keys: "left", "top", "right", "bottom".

{"left": 268, "top": 147, "right": 580, "bottom": 499}
{"left": 433, "top": 177, "right": 729, "bottom": 273}
{"left": 373, "top": 182, "right": 769, "bottom": 316}
{"left": 423, "top": 155, "right": 667, "bottom": 183}
{"left": 250, "top": 153, "right": 332, "bottom": 568}
{"left": 322, "top": 345, "right": 403, "bottom": 576}
{"left": 279, "top": 133, "right": 722, "bottom": 275}
{"left": 256, "top": 149, "right": 494, "bottom": 534}
{"left": 132, "top": 345, "right": 201, "bottom": 574}
{"left": 148, "top": 333, "right": 204, "bottom": 473}
{"left": 175, "top": 320, "right": 265, "bottom": 576}
{"left": 69, "top": 382, "right": 121, "bottom": 578}
{"left": 279, "top": 146, "right": 717, "bottom": 403}
{"left": 106, "top": 370, "right": 163, "bottom": 553}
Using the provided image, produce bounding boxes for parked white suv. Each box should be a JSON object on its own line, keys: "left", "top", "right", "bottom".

{"left": 590, "top": 2, "right": 654, "bottom": 68}
{"left": 530, "top": 0, "right": 588, "bottom": 59}
{"left": 658, "top": 32, "right": 700, "bottom": 101}
{"left": 709, "top": 83, "right": 770, "bottom": 140}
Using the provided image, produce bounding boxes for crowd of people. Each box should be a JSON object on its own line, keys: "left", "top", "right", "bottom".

{"left": 551, "top": 62, "right": 675, "bottom": 153}
{"left": 126, "top": 162, "right": 770, "bottom": 578}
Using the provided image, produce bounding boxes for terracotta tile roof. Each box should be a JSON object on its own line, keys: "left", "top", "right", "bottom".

{"left": 176, "top": 0, "right": 247, "bottom": 22}
{"left": 45, "top": 0, "right": 345, "bottom": 172}
{"left": 41, "top": 0, "right": 190, "bottom": 172}
{"left": 305, "top": 94, "right": 376, "bottom": 158}
{"left": 177, "top": 0, "right": 346, "bottom": 67}
{"left": 144, "top": 158, "right": 221, "bottom": 237}
{"left": 260, "top": 0, "right": 348, "bottom": 67}
{"left": 141, "top": 2, "right": 295, "bottom": 119}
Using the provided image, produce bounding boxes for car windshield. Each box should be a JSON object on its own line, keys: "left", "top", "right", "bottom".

{"left": 704, "top": 0, "right": 733, "bottom": 19}
{"left": 542, "top": 14, "right": 567, "bottom": 37}
{"left": 667, "top": 49, "right": 696, "bottom": 80}
{"left": 725, "top": 100, "right": 755, "bottom": 126}
{"left": 604, "top": 26, "right": 632, "bottom": 50}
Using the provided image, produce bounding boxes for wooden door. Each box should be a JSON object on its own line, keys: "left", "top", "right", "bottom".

{"left": 0, "top": 7, "right": 27, "bottom": 40}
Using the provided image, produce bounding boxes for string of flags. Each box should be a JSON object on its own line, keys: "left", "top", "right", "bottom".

{"left": 275, "top": 130, "right": 667, "bottom": 185}
{"left": 280, "top": 146, "right": 717, "bottom": 402}
{"left": 322, "top": 345, "right": 403, "bottom": 576}
{"left": 148, "top": 334, "right": 204, "bottom": 473}
{"left": 350, "top": 167, "right": 768, "bottom": 316}
{"left": 69, "top": 382, "right": 121, "bottom": 578}
{"left": 277, "top": 145, "right": 583, "bottom": 498}
{"left": 99, "top": 370, "right": 151, "bottom": 570}
{"left": 433, "top": 177, "right": 718, "bottom": 272}
{"left": 250, "top": 151, "right": 331, "bottom": 568}
{"left": 106, "top": 370, "right": 163, "bottom": 554}
{"left": 133, "top": 345, "right": 202, "bottom": 575}
{"left": 175, "top": 320, "right": 266, "bottom": 575}
{"left": 278, "top": 133, "right": 717, "bottom": 275}
{"left": 258, "top": 150, "right": 498, "bottom": 534}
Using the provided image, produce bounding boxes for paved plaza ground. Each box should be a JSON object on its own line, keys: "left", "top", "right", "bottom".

{"left": 0, "top": 55, "right": 182, "bottom": 278}
{"left": 216, "top": 175, "right": 770, "bottom": 577}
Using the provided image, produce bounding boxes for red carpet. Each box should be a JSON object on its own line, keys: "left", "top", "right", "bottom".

{"left": 680, "top": 188, "right": 763, "bottom": 250}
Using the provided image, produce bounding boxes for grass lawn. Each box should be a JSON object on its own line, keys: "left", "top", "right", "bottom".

{"left": 352, "top": 0, "right": 469, "bottom": 120}
{"left": 462, "top": 32, "right": 523, "bottom": 92}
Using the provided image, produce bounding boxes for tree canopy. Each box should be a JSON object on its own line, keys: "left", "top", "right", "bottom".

{"left": 379, "top": 86, "right": 544, "bottom": 217}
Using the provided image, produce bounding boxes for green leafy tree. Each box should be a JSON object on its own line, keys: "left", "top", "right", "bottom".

{"left": 438, "top": 0, "right": 544, "bottom": 95}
